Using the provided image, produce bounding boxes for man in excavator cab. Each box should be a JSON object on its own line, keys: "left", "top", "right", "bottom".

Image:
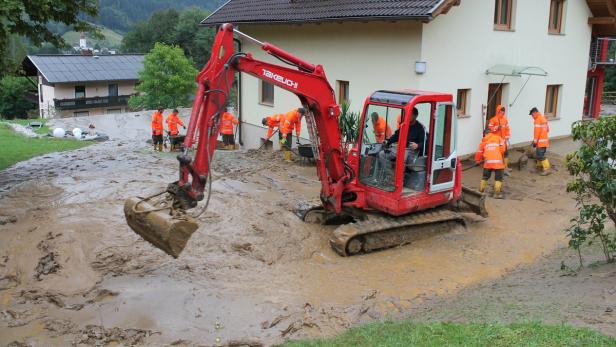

{"left": 375, "top": 107, "right": 427, "bottom": 191}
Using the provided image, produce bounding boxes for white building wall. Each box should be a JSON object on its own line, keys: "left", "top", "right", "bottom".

{"left": 419, "top": 0, "right": 593, "bottom": 155}
{"left": 39, "top": 75, "right": 55, "bottom": 119}
{"left": 238, "top": 21, "right": 423, "bottom": 148}
{"left": 44, "top": 81, "right": 137, "bottom": 118}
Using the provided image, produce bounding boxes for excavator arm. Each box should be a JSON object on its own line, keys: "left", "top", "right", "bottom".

{"left": 124, "top": 24, "right": 350, "bottom": 257}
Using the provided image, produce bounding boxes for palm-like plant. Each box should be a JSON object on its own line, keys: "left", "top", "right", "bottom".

{"left": 338, "top": 101, "right": 360, "bottom": 153}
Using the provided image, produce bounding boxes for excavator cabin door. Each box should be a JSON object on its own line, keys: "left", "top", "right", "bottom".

{"left": 429, "top": 102, "right": 457, "bottom": 193}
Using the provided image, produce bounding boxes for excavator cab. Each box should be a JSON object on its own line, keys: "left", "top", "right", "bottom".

{"left": 354, "top": 90, "right": 459, "bottom": 215}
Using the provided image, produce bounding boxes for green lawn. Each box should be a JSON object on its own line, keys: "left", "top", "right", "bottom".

{"left": 6, "top": 118, "right": 49, "bottom": 134}
{"left": 0, "top": 124, "right": 92, "bottom": 170}
{"left": 282, "top": 322, "right": 616, "bottom": 347}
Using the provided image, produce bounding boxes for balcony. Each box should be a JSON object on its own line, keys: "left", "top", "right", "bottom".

{"left": 53, "top": 95, "right": 131, "bottom": 110}
{"left": 590, "top": 37, "right": 616, "bottom": 68}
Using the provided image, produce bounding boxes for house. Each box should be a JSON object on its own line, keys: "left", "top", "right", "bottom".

{"left": 203, "top": 0, "right": 616, "bottom": 155}
{"left": 22, "top": 54, "right": 144, "bottom": 118}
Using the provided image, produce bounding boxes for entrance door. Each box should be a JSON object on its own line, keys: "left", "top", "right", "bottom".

{"left": 429, "top": 103, "right": 457, "bottom": 193}
{"left": 486, "top": 83, "right": 503, "bottom": 121}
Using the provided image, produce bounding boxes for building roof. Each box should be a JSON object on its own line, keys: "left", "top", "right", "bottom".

{"left": 202, "top": 0, "right": 460, "bottom": 26}
{"left": 24, "top": 55, "right": 145, "bottom": 84}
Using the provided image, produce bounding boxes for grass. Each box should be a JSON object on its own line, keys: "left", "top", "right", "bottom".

{"left": 62, "top": 27, "right": 123, "bottom": 49}
{"left": 0, "top": 124, "right": 92, "bottom": 171}
{"left": 282, "top": 322, "right": 616, "bottom": 347}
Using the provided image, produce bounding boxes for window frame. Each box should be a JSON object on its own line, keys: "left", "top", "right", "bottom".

{"left": 548, "top": 0, "right": 565, "bottom": 34}
{"left": 544, "top": 85, "right": 561, "bottom": 118}
{"left": 494, "top": 0, "right": 513, "bottom": 31}
{"left": 259, "top": 80, "right": 274, "bottom": 107}
{"left": 74, "top": 85, "right": 86, "bottom": 99}
{"left": 456, "top": 88, "right": 471, "bottom": 117}
{"left": 337, "top": 80, "right": 350, "bottom": 104}
{"left": 108, "top": 83, "right": 118, "bottom": 97}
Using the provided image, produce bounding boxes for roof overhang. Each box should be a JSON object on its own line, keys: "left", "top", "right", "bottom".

{"left": 486, "top": 65, "right": 548, "bottom": 77}
{"left": 587, "top": 0, "right": 616, "bottom": 35}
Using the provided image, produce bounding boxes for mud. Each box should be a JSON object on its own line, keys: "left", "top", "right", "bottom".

{"left": 0, "top": 136, "right": 609, "bottom": 346}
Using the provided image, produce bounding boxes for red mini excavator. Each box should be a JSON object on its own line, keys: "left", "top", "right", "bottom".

{"left": 124, "top": 24, "right": 486, "bottom": 258}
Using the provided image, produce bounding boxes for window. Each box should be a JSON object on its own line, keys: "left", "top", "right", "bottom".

{"left": 494, "top": 0, "right": 513, "bottom": 30}
{"left": 337, "top": 80, "right": 349, "bottom": 104}
{"left": 548, "top": 0, "right": 565, "bottom": 34}
{"left": 73, "top": 111, "right": 89, "bottom": 117}
{"left": 260, "top": 80, "right": 274, "bottom": 106}
{"left": 107, "top": 108, "right": 122, "bottom": 114}
{"left": 75, "top": 85, "right": 85, "bottom": 99}
{"left": 456, "top": 89, "right": 470, "bottom": 117}
{"left": 545, "top": 85, "right": 561, "bottom": 118}
{"left": 108, "top": 83, "right": 118, "bottom": 97}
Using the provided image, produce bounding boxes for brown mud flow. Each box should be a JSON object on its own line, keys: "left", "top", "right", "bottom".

{"left": 0, "top": 139, "right": 585, "bottom": 346}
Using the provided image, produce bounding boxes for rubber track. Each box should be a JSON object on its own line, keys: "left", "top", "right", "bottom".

{"left": 329, "top": 208, "right": 466, "bottom": 256}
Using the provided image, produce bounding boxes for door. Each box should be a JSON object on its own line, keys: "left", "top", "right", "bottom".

{"left": 486, "top": 83, "right": 503, "bottom": 121}
{"left": 585, "top": 76, "right": 597, "bottom": 118}
{"left": 429, "top": 103, "right": 457, "bottom": 193}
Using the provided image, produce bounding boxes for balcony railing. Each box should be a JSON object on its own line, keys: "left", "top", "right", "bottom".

{"left": 53, "top": 95, "right": 131, "bottom": 110}
{"left": 590, "top": 37, "right": 616, "bottom": 68}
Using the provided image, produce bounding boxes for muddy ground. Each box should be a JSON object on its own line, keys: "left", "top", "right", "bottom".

{"left": 0, "top": 137, "right": 614, "bottom": 346}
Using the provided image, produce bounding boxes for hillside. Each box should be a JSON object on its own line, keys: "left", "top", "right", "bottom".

{"left": 93, "top": 0, "right": 225, "bottom": 32}
{"left": 62, "top": 27, "right": 123, "bottom": 49}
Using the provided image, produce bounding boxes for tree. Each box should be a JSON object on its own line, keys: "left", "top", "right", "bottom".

{"left": 172, "top": 7, "right": 214, "bottom": 67}
{"left": 120, "top": 9, "right": 180, "bottom": 53}
{"left": 0, "top": 0, "right": 99, "bottom": 76}
{"left": 128, "top": 43, "right": 198, "bottom": 110}
{"left": 0, "top": 76, "right": 36, "bottom": 119}
{"left": 566, "top": 116, "right": 616, "bottom": 265}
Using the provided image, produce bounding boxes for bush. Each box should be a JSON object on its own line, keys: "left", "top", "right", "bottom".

{"left": 566, "top": 116, "right": 616, "bottom": 265}
{"left": 0, "top": 76, "right": 36, "bottom": 120}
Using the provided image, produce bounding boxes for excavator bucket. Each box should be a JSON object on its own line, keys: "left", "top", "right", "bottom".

{"left": 460, "top": 186, "right": 488, "bottom": 217}
{"left": 124, "top": 197, "right": 199, "bottom": 258}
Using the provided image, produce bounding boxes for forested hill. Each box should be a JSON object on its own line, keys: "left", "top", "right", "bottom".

{"left": 91, "top": 0, "right": 226, "bottom": 32}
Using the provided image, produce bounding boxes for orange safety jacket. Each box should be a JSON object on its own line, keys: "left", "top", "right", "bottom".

{"left": 475, "top": 133, "right": 506, "bottom": 170}
{"left": 280, "top": 108, "right": 302, "bottom": 139}
{"left": 488, "top": 105, "right": 511, "bottom": 141}
{"left": 532, "top": 112, "right": 550, "bottom": 148}
{"left": 264, "top": 114, "right": 284, "bottom": 138}
{"left": 373, "top": 116, "right": 392, "bottom": 143}
{"left": 220, "top": 112, "right": 238, "bottom": 135}
{"left": 151, "top": 111, "right": 164, "bottom": 135}
{"left": 165, "top": 112, "right": 185, "bottom": 136}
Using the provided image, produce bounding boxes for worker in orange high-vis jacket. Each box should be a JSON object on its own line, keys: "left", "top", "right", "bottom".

{"left": 261, "top": 114, "right": 284, "bottom": 148}
{"left": 220, "top": 108, "right": 239, "bottom": 150}
{"left": 371, "top": 112, "right": 392, "bottom": 143}
{"left": 151, "top": 107, "right": 164, "bottom": 151}
{"left": 475, "top": 127, "right": 507, "bottom": 199}
{"left": 165, "top": 109, "right": 186, "bottom": 151}
{"left": 529, "top": 107, "right": 551, "bottom": 175}
{"left": 487, "top": 104, "right": 511, "bottom": 174}
{"left": 280, "top": 107, "right": 305, "bottom": 150}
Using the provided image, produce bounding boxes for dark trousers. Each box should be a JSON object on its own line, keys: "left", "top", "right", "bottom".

{"left": 279, "top": 132, "right": 292, "bottom": 150}
{"left": 483, "top": 168, "right": 504, "bottom": 182}
{"left": 536, "top": 147, "right": 547, "bottom": 160}
{"left": 222, "top": 134, "right": 235, "bottom": 145}
{"left": 152, "top": 134, "right": 163, "bottom": 145}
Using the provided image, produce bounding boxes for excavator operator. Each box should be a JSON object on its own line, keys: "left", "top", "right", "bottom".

{"left": 384, "top": 107, "right": 426, "bottom": 156}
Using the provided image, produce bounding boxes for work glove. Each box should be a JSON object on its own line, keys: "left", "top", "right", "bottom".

{"left": 532, "top": 142, "right": 536, "bottom": 148}
{"left": 280, "top": 137, "right": 287, "bottom": 145}
{"left": 183, "top": 125, "right": 187, "bottom": 129}
{"left": 296, "top": 139, "right": 301, "bottom": 145}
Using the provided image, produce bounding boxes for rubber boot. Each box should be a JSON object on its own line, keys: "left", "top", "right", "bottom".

{"left": 283, "top": 150, "right": 293, "bottom": 162}
{"left": 479, "top": 179, "right": 488, "bottom": 193}
{"left": 494, "top": 181, "right": 503, "bottom": 199}
{"left": 158, "top": 143, "right": 163, "bottom": 152}
{"left": 540, "top": 159, "right": 552, "bottom": 176}
{"left": 153, "top": 143, "right": 158, "bottom": 151}
{"left": 503, "top": 157, "right": 511, "bottom": 176}
{"left": 535, "top": 159, "right": 543, "bottom": 172}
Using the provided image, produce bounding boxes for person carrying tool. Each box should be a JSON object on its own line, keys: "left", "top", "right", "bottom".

{"left": 280, "top": 107, "right": 305, "bottom": 149}
{"left": 165, "top": 109, "right": 186, "bottom": 151}
{"left": 262, "top": 113, "right": 284, "bottom": 147}
{"left": 220, "top": 108, "right": 239, "bottom": 150}
{"left": 151, "top": 107, "right": 164, "bottom": 151}
{"left": 487, "top": 104, "right": 511, "bottom": 174}
{"left": 529, "top": 107, "right": 551, "bottom": 175}
{"left": 371, "top": 112, "right": 392, "bottom": 143}
{"left": 475, "top": 127, "right": 506, "bottom": 199}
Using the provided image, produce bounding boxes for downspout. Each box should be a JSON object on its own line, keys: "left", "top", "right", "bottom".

{"left": 234, "top": 37, "right": 243, "bottom": 145}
